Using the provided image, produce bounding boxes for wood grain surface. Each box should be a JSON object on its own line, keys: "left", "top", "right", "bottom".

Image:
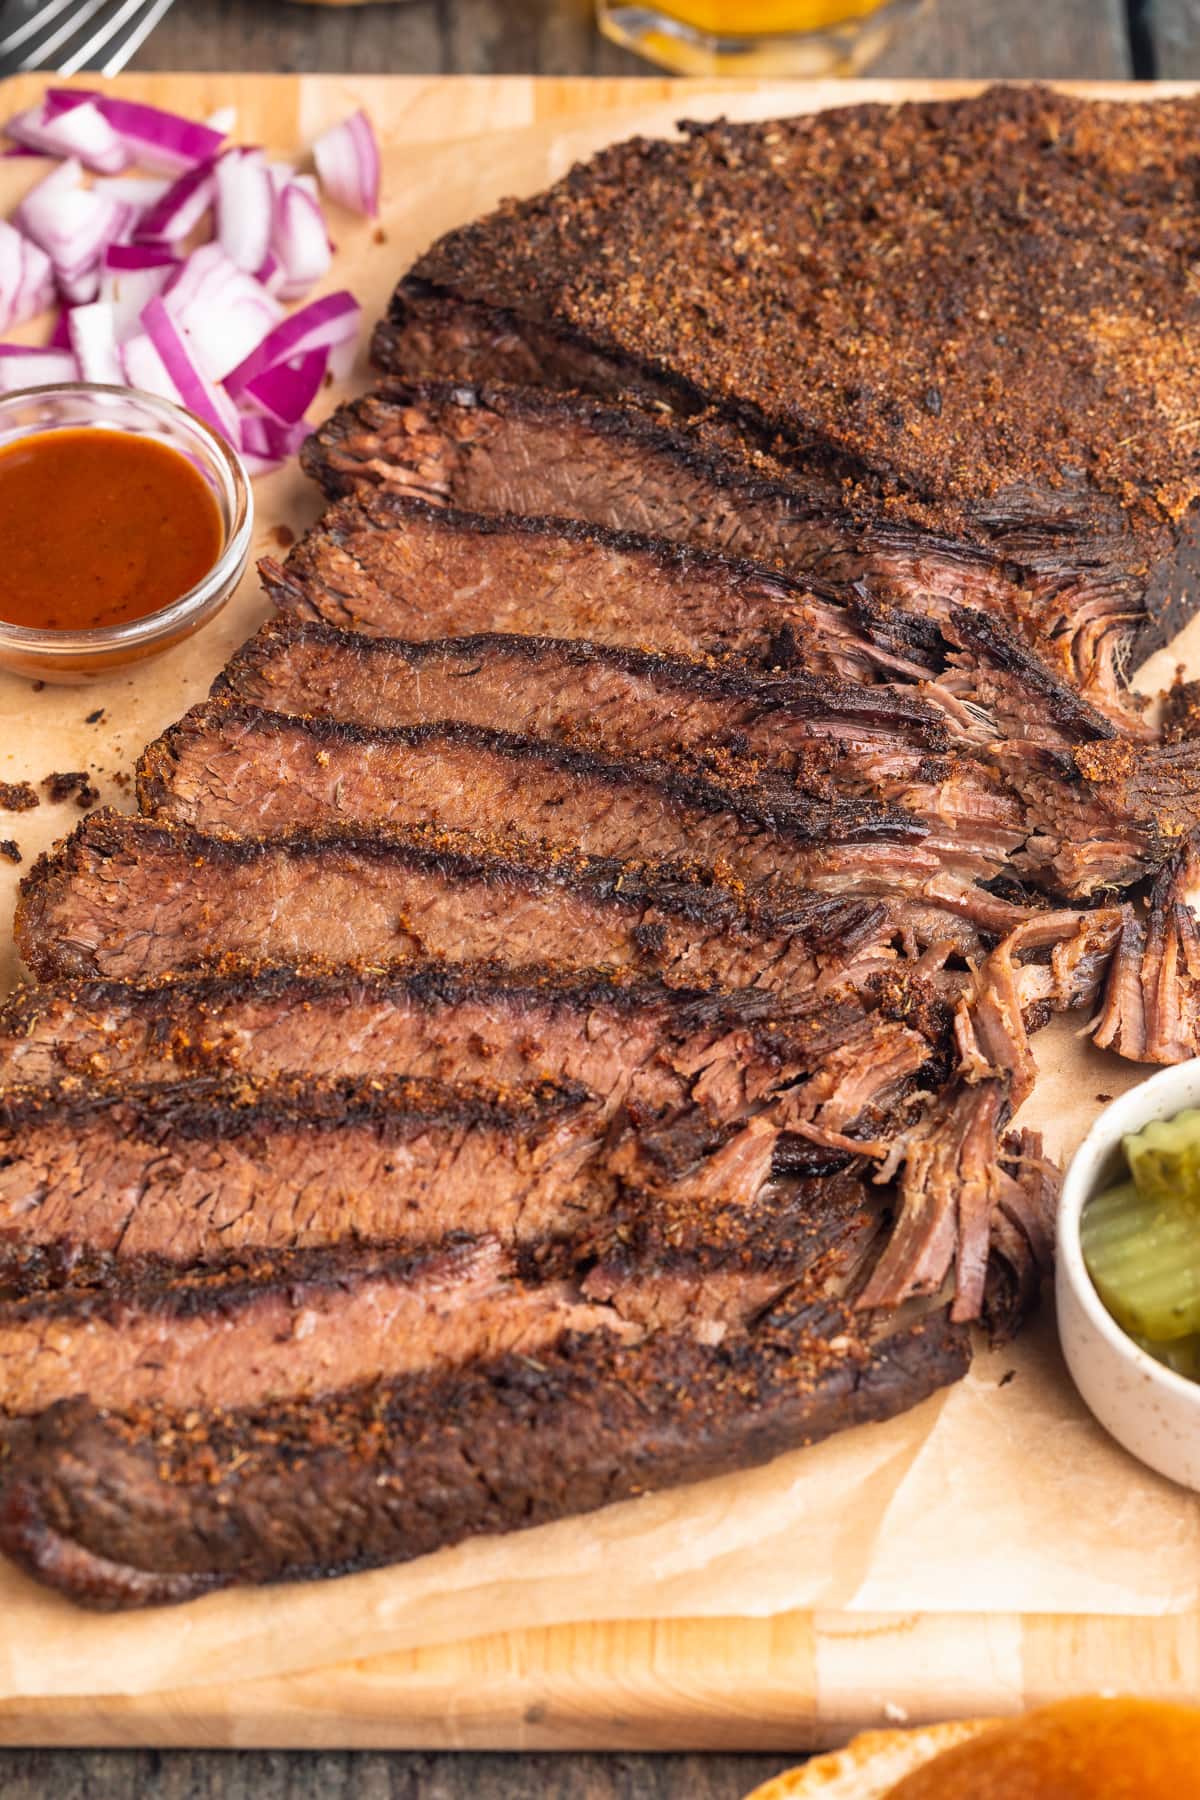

{"left": 132, "top": 0, "right": 1132, "bottom": 79}
{"left": 0, "top": 9, "right": 1183, "bottom": 1795}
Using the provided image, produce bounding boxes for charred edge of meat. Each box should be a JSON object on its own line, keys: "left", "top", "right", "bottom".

{"left": 18, "top": 812, "right": 890, "bottom": 948}
{"left": 136, "top": 700, "right": 927, "bottom": 847}
{"left": 0, "top": 1069, "right": 588, "bottom": 1141}
{"left": 946, "top": 605, "right": 1118, "bottom": 743}
{"left": 0, "top": 1308, "right": 971, "bottom": 1609}
{"left": 215, "top": 613, "right": 951, "bottom": 748}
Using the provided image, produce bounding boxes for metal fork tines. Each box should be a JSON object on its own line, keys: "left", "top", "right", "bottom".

{"left": 0, "top": 0, "right": 177, "bottom": 79}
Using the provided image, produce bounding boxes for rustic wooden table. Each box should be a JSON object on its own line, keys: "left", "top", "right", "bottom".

{"left": 1, "top": 1, "right": 1194, "bottom": 1795}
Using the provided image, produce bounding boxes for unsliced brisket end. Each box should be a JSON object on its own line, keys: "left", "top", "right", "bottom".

{"left": 377, "top": 86, "right": 1200, "bottom": 667}
{"left": 302, "top": 380, "right": 1145, "bottom": 724}
{"left": 136, "top": 701, "right": 937, "bottom": 899}
{"left": 15, "top": 812, "right": 891, "bottom": 991}
{"left": 0, "top": 1306, "right": 970, "bottom": 1608}
{"left": 216, "top": 614, "right": 950, "bottom": 760}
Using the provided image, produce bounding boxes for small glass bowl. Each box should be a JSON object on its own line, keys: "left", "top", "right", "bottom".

{"left": 0, "top": 383, "right": 252, "bottom": 685}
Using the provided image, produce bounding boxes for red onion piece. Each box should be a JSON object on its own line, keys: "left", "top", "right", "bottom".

{"left": 100, "top": 244, "right": 179, "bottom": 342}
{"left": 270, "top": 181, "right": 332, "bottom": 301}
{"left": 215, "top": 147, "right": 274, "bottom": 274}
{"left": 46, "top": 90, "right": 226, "bottom": 175}
{"left": 133, "top": 160, "right": 216, "bottom": 243}
{"left": 223, "top": 289, "right": 360, "bottom": 396}
{"left": 0, "top": 218, "right": 55, "bottom": 332}
{"left": 243, "top": 347, "right": 328, "bottom": 423}
{"left": 240, "top": 411, "right": 308, "bottom": 461}
{"left": 0, "top": 346, "right": 78, "bottom": 390}
{"left": 312, "top": 109, "right": 380, "bottom": 218}
{"left": 120, "top": 330, "right": 179, "bottom": 403}
{"left": 16, "top": 159, "right": 131, "bottom": 290}
{"left": 68, "top": 299, "right": 121, "bottom": 385}
{"left": 163, "top": 243, "right": 283, "bottom": 383}
{"left": 6, "top": 100, "right": 128, "bottom": 175}
{"left": 141, "top": 294, "right": 241, "bottom": 442}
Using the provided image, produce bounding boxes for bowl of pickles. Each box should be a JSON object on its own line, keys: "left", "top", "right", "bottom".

{"left": 1058, "top": 1062, "right": 1200, "bottom": 1491}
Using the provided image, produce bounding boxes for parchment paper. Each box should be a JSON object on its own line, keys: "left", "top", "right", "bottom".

{"left": 0, "top": 73, "right": 1197, "bottom": 1704}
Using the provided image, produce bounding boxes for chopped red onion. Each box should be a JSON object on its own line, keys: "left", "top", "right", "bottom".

{"left": 16, "top": 159, "right": 130, "bottom": 294}
{"left": 67, "top": 300, "right": 122, "bottom": 385}
{"left": 100, "top": 244, "right": 178, "bottom": 342}
{"left": 46, "top": 90, "right": 226, "bottom": 175}
{"left": 215, "top": 147, "right": 274, "bottom": 274}
{"left": 0, "top": 347, "right": 78, "bottom": 391}
{"left": 6, "top": 99, "right": 128, "bottom": 175}
{"left": 141, "top": 294, "right": 241, "bottom": 442}
{"left": 271, "top": 181, "right": 332, "bottom": 301}
{"left": 224, "top": 289, "right": 360, "bottom": 396}
{"left": 121, "top": 330, "right": 180, "bottom": 404}
{"left": 133, "top": 159, "right": 216, "bottom": 243}
{"left": 206, "top": 107, "right": 238, "bottom": 137}
{"left": 243, "top": 347, "right": 328, "bottom": 423}
{"left": 312, "top": 109, "right": 380, "bottom": 218}
{"left": 163, "top": 243, "right": 283, "bottom": 383}
{"left": 0, "top": 219, "right": 55, "bottom": 332}
{"left": 240, "top": 411, "right": 309, "bottom": 461}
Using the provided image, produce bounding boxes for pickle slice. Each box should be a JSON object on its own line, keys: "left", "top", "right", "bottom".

{"left": 1081, "top": 1179, "right": 1200, "bottom": 1342}
{"left": 1133, "top": 1333, "right": 1200, "bottom": 1380}
{"left": 1123, "top": 1109, "right": 1200, "bottom": 1206}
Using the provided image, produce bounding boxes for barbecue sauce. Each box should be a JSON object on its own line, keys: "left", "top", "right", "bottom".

{"left": 0, "top": 428, "right": 223, "bottom": 633}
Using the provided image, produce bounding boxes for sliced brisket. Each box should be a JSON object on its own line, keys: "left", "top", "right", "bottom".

{"left": 0, "top": 961, "right": 895, "bottom": 1135}
{"left": 303, "top": 380, "right": 1145, "bottom": 727}
{"left": 136, "top": 700, "right": 939, "bottom": 894}
{"left": 0, "top": 1165, "right": 879, "bottom": 1418}
{"left": 263, "top": 492, "right": 843, "bottom": 674}
{"left": 15, "top": 812, "right": 893, "bottom": 990}
{"left": 0, "top": 1072, "right": 618, "bottom": 1283}
{"left": 216, "top": 614, "right": 950, "bottom": 759}
{"left": 0, "top": 1306, "right": 970, "bottom": 1608}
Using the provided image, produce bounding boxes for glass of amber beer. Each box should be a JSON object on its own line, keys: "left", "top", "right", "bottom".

{"left": 597, "top": 0, "right": 924, "bottom": 75}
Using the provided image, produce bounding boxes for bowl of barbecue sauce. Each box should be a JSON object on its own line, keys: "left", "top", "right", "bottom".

{"left": 0, "top": 384, "right": 252, "bottom": 683}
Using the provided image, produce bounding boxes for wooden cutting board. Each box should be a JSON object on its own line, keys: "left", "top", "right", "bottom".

{"left": 1, "top": 72, "right": 1199, "bottom": 1751}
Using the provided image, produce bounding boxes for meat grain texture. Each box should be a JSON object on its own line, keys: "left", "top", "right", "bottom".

{"left": 2, "top": 84, "right": 1197, "bottom": 1610}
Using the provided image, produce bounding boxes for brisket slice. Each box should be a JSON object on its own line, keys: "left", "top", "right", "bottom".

{"left": 302, "top": 381, "right": 1144, "bottom": 727}
{"left": 262, "top": 492, "right": 866, "bottom": 675}
{"left": 0, "top": 1306, "right": 970, "bottom": 1609}
{"left": 378, "top": 86, "right": 1200, "bottom": 672}
{"left": 136, "top": 701, "right": 1032, "bottom": 892}
{"left": 136, "top": 698, "right": 921, "bottom": 863}
{"left": 0, "top": 1170, "right": 878, "bottom": 1417}
{"left": 15, "top": 812, "right": 893, "bottom": 989}
{"left": 0, "top": 1072, "right": 618, "bottom": 1283}
{"left": 216, "top": 613, "right": 950, "bottom": 757}
{"left": 0, "top": 960, "right": 904, "bottom": 1131}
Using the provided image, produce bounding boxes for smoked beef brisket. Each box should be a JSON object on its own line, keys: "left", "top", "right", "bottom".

{"left": 11, "top": 85, "right": 1200, "bottom": 1612}
{"left": 0, "top": 1306, "right": 969, "bottom": 1610}
{"left": 374, "top": 85, "right": 1200, "bottom": 682}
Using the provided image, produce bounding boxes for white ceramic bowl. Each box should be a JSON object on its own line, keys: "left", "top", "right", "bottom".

{"left": 1058, "top": 1059, "right": 1200, "bottom": 1491}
